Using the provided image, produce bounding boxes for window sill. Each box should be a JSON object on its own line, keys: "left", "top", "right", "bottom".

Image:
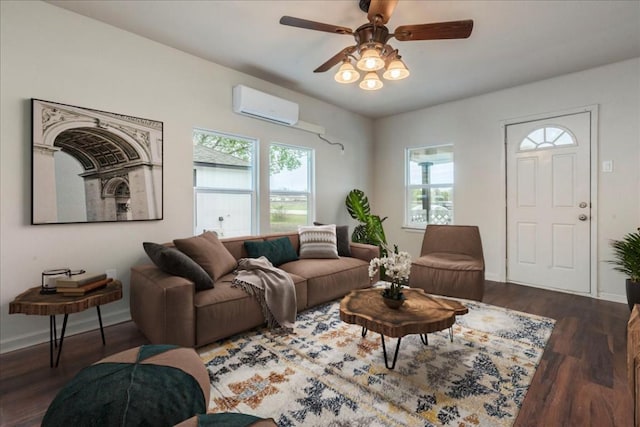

{"left": 402, "top": 225, "right": 426, "bottom": 233}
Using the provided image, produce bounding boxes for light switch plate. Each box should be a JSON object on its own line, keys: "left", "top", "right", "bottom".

{"left": 602, "top": 160, "right": 613, "bottom": 173}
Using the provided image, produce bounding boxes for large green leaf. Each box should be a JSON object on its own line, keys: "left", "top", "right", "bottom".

{"left": 366, "top": 215, "right": 387, "bottom": 247}
{"left": 609, "top": 229, "right": 640, "bottom": 281}
{"left": 351, "top": 224, "right": 369, "bottom": 244}
{"left": 345, "top": 189, "right": 370, "bottom": 222}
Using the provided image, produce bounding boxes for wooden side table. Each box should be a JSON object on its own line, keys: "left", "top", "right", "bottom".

{"left": 9, "top": 280, "right": 123, "bottom": 367}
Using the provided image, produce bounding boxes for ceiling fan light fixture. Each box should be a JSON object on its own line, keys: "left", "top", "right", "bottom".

{"left": 334, "top": 60, "right": 360, "bottom": 84}
{"left": 383, "top": 58, "right": 410, "bottom": 80}
{"left": 356, "top": 47, "right": 385, "bottom": 71}
{"left": 359, "top": 71, "right": 383, "bottom": 90}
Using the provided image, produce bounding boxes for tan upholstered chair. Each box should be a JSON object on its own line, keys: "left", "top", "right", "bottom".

{"left": 629, "top": 305, "right": 640, "bottom": 427}
{"left": 409, "top": 225, "right": 485, "bottom": 301}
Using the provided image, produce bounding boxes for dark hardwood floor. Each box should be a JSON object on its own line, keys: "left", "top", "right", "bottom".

{"left": 0, "top": 281, "right": 634, "bottom": 426}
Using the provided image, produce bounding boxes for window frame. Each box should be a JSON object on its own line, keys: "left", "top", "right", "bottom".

{"left": 192, "top": 128, "right": 259, "bottom": 236}
{"left": 404, "top": 144, "right": 454, "bottom": 229}
{"left": 268, "top": 142, "right": 315, "bottom": 233}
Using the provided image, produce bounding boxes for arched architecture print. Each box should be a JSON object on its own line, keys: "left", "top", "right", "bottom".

{"left": 32, "top": 99, "right": 163, "bottom": 224}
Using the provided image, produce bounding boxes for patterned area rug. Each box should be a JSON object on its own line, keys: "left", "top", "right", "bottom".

{"left": 198, "top": 295, "right": 555, "bottom": 426}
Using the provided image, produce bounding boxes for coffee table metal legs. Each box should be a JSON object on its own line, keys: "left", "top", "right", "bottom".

{"left": 380, "top": 335, "right": 402, "bottom": 370}
{"left": 50, "top": 305, "right": 106, "bottom": 367}
{"left": 364, "top": 326, "right": 455, "bottom": 370}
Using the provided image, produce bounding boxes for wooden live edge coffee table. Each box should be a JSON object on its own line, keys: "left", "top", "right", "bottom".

{"left": 9, "top": 280, "right": 122, "bottom": 368}
{"left": 340, "top": 287, "right": 468, "bottom": 369}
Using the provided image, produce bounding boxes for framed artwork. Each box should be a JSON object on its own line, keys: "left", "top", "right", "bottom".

{"left": 31, "top": 99, "right": 163, "bottom": 224}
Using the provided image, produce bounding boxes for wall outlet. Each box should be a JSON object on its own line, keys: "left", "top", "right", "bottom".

{"left": 106, "top": 269, "right": 118, "bottom": 280}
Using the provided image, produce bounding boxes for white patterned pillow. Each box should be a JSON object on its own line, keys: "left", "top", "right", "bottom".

{"left": 298, "top": 224, "right": 339, "bottom": 259}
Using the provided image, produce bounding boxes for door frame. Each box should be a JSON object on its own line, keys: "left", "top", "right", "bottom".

{"left": 502, "top": 105, "right": 599, "bottom": 297}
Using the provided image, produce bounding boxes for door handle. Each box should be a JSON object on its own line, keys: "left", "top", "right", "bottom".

{"left": 578, "top": 214, "right": 588, "bottom": 221}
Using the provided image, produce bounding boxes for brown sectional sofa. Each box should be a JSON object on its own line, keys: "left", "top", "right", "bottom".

{"left": 130, "top": 232, "right": 379, "bottom": 348}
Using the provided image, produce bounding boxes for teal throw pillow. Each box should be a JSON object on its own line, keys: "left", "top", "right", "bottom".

{"left": 244, "top": 237, "right": 298, "bottom": 267}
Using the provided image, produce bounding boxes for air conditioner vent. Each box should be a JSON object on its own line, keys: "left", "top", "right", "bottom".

{"left": 232, "top": 85, "right": 299, "bottom": 126}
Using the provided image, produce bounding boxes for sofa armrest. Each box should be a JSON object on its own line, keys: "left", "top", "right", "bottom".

{"left": 130, "top": 265, "right": 196, "bottom": 347}
{"left": 349, "top": 242, "right": 380, "bottom": 263}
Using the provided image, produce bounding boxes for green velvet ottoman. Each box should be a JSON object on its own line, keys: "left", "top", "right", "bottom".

{"left": 175, "top": 413, "right": 277, "bottom": 427}
{"left": 42, "top": 345, "right": 210, "bottom": 427}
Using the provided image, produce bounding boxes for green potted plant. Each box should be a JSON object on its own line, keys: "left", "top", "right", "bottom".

{"left": 345, "top": 189, "right": 387, "bottom": 250}
{"left": 608, "top": 228, "right": 640, "bottom": 310}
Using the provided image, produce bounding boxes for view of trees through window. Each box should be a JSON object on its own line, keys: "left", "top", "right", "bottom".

{"left": 269, "top": 143, "right": 313, "bottom": 233}
{"left": 406, "top": 145, "right": 454, "bottom": 227}
{"left": 193, "top": 130, "right": 256, "bottom": 237}
{"left": 193, "top": 131, "right": 314, "bottom": 236}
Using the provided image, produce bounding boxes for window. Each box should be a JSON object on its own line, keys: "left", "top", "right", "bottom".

{"left": 193, "top": 129, "right": 257, "bottom": 237}
{"left": 519, "top": 126, "right": 576, "bottom": 151}
{"left": 269, "top": 143, "right": 313, "bottom": 233}
{"left": 406, "top": 145, "right": 454, "bottom": 228}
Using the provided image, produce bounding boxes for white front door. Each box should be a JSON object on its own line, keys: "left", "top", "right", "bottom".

{"left": 506, "top": 111, "right": 591, "bottom": 294}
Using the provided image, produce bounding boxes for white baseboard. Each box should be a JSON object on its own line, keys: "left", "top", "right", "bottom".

{"left": 596, "top": 292, "right": 628, "bottom": 305}
{"left": 485, "top": 272, "right": 502, "bottom": 282}
{"left": 0, "top": 309, "right": 131, "bottom": 355}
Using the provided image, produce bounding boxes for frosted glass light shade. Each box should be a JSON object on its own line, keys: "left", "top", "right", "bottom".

{"left": 356, "top": 48, "right": 385, "bottom": 71}
{"left": 334, "top": 61, "right": 360, "bottom": 84}
{"left": 359, "top": 72, "right": 383, "bottom": 90}
{"left": 383, "top": 58, "right": 410, "bottom": 80}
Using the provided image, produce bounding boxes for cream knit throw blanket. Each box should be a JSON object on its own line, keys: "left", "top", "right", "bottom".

{"left": 232, "top": 256, "right": 297, "bottom": 331}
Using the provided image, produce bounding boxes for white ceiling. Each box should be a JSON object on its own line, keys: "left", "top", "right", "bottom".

{"left": 47, "top": 0, "right": 640, "bottom": 119}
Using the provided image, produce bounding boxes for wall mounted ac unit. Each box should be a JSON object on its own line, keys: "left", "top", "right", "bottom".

{"left": 232, "top": 85, "right": 299, "bottom": 126}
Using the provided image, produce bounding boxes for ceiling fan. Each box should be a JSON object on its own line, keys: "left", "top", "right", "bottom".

{"left": 280, "top": 0, "right": 473, "bottom": 90}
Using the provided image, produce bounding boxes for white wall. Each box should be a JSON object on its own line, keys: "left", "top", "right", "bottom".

{"left": 0, "top": 1, "right": 373, "bottom": 353}
{"left": 374, "top": 58, "right": 640, "bottom": 302}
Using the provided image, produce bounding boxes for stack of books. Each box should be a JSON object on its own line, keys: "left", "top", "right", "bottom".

{"left": 56, "top": 273, "right": 113, "bottom": 296}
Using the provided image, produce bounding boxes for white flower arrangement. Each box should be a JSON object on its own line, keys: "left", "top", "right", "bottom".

{"left": 368, "top": 244, "right": 412, "bottom": 299}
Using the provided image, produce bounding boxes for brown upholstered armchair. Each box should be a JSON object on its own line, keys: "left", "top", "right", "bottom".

{"left": 409, "top": 225, "right": 485, "bottom": 301}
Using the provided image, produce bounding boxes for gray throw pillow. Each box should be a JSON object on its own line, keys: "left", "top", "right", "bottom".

{"left": 143, "top": 242, "right": 214, "bottom": 291}
{"left": 314, "top": 222, "right": 351, "bottom": 257}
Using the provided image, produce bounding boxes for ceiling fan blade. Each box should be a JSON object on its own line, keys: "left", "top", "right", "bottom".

{"left": 314, "top": 46, "right": 357, "bottom": 73}
{"left": 394, "top": 20, "right": 474, "bottom": 41}
{"left": 280, "top": 16, "right": 353, "bottom": 35}
{"left": 367, "top": 0, "right": 398, "bottom": 25}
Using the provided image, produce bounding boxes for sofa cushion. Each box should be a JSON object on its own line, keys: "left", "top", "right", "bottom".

{"left": 174, "top": 232, "right": 237, "bottom": 281}
{"left": 194, "top": 275, "right": 307, "bottom": 345}
{"left": 143, "top": 242, "right": 214, "bottom": 291}
{"left": 314, "top": 222, "right": 351, "bottom": 257}
{"left": 280, "top": 257, "right": 370, "bottom": 307}
{"left": 206, "top": 273, "right": 307, "bottom": 313}
{"left": 298, "top": 224, "right": 339, "bottom": 259}
{"left": 244, "top": 237, "right": 298, "bottom": 266}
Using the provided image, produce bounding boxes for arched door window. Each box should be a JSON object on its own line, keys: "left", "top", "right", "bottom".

{"left": 519, "top": 126, "right": 576, "bottom": 151}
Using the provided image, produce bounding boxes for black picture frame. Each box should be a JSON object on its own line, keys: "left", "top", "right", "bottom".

{"left": 31, "top": 99, "right": 163, "bottom": 224}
